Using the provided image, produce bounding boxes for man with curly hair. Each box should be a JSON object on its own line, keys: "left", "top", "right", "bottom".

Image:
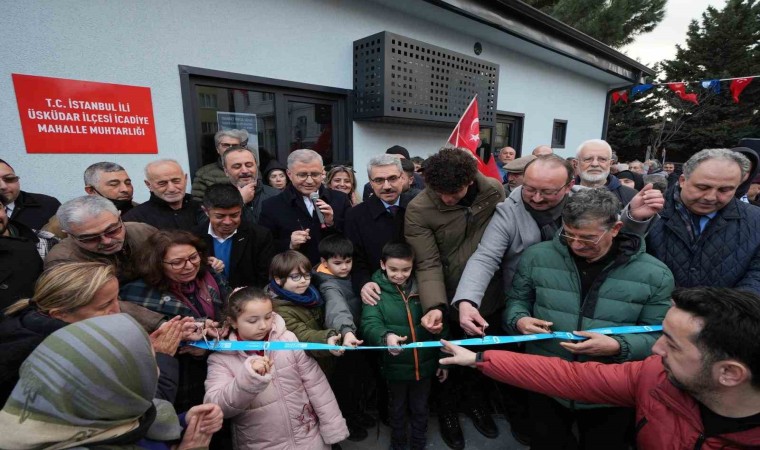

{"left": 404, "top": 147, "right": 505, "bottom": 449}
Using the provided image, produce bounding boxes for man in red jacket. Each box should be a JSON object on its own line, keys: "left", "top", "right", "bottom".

{"left": 440, "top": 287, "right": 760, "bottom": 449}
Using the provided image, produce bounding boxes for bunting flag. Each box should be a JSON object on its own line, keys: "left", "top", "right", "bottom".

{"left": 730, "top": 77, "right": 753, "bottom": 103}
{"left": 701, "top": 79, "right": 721, "bottom": 94}
{"left": 668, "top": 82, "right": 699, "bottom": 105}
{"left": 446, "top": 95, "right": 502, "bottom": 181}
{"left": 612, "top": 90, "right": 629, "bottom": 104}
{"left": 631, "top": 84, "right": 654, "bottom": 96}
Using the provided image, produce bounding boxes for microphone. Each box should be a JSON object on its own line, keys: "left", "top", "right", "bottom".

{"left": 310, "top": 192, "right": 327, "bottom": 228}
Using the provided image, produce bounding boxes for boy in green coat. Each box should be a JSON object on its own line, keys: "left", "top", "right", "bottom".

{"left": 361, "top": 241, "right": 447, "bottom": 450}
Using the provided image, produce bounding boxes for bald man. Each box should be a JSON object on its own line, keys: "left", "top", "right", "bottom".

{"left": 123, "top": 159, "right": 203, "bottom": 230}
{"left": 532, "top": 145, "right": 553, "bottom": 157}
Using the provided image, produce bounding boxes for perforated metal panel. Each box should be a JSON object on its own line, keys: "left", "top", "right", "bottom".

{"left": 353, "top": 31, "right": 499, "bottom": 127}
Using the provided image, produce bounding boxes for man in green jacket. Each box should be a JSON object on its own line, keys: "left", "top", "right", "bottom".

{"left": 404, "top": 147, "right": 505, "bottom": 448}
{"left": 505, "top": 188, "right": 674, "bottom": 450}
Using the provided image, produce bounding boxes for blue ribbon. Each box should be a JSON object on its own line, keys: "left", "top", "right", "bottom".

{"left": 190, "top": 325, "right": 662, "bottom": 352}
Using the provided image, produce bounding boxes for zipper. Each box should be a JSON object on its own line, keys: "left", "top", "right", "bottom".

{"left": 634, "top": 417, "right": 648, "bottom": 436}
{"left": 396, "top": 285, "right": 420, "bottom": 381}
{"left": 693, "top": 433, "right": 706, "bottom": 450}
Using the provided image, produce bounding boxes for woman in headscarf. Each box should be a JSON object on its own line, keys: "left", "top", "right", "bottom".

{"left": 0, "top": 313, "right": 222, "bottom": 449}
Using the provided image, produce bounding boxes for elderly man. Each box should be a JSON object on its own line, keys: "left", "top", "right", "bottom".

{"left": 191, "top": 128, "right": 249, "bottom": 201}
{"left": 628, "top": 160, "right": 645, "bottom": 175}
{"left": 221, "top": 146, "right": 279, "bottom": 225}
{"left": 346, "top": 154, "right": 414, "bottom": 302}
{"left": 259, "top": 149, "right": 350, "bottom": 265}
{"left": 123, "top": 160, "right": 203, "bottom": 231}
{"left": 504, "top": 155, "right": 535, "bottom": 194}
{"left": 44, "top": 162, "right": 137, "bottom": 238}
{"left": 45, "top": 195, "right": 157, "bottom": 283}
{"left": 574, "top": 139, "right": 638, "bottom": 204}
{"left": 496, "top": 146, "right": 517, "bottom": 182}
{"left": 532, "top": 145, "right": 553, "bottom": 157}
{"left": 0, "top": 159, "right": 60, "bottom": 230}
{"left": 502, "top": 188, "right": 673, "bottom": 449}
{"left": 405, "top": 147, "right": 505, "bottom": 448}
{"left": 193, "top": 183, "right": 273, "bottom": 289}
{"left": 441, "top": 287, "right": 760, "bottom": 449}
{"left": 647, "top": 148, "right": 760, "bottom": 294}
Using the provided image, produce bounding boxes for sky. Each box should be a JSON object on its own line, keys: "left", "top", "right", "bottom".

{"left": 621, "top": 0, "right": 727, "bottom": 67}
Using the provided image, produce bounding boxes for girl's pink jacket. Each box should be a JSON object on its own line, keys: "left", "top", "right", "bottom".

{"left": 205, "top": 313, "right": 349, "bottom": 449}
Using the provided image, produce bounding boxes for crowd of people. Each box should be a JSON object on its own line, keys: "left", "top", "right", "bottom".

{"left": 0, "top": 129, "right": 759, "bottom": 449}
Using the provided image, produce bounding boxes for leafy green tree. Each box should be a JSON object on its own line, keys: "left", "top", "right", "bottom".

{"left": 523, "top": 0, "right": 666, "bottom": 47}
{"left": 656, "top": 0, "right": 760, "bottom": 161}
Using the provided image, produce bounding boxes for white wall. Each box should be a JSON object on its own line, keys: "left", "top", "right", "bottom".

{"left": 0, "top": 0, "right": 609, "bottom": 202}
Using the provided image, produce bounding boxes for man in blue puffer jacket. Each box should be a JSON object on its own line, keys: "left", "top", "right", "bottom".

{"left": 647, "top": 148, "right": 760, "bottom": 294}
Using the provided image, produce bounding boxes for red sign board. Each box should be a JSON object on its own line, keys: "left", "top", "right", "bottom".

{"left": 12, "top": 74, "right": 158, "bottom": 154}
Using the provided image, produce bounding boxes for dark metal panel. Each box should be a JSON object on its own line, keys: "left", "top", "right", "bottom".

{"left": 353, "top": 31, "right": 499, "bottom": 127}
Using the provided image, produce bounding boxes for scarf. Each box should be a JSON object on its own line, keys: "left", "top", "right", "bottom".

{"left": 169, "top": 271, "right": 220, "bottom": 319}
{"left": 524, "top": 195, "right": 568, "bottom": 241}
{"left": 267, "top": 279, "right": 323, "bottom": 307}
{"left": 0, "top": 314, "right": 181, "bottom": 449}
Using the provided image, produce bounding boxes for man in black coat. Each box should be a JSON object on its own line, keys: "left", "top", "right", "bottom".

{"left": 193, "top": 184, "right": 273, "bottom": 289}
{"left": 259, "top": 149, "right": 350, "bottom": 265}
{"left": 345, "top": 154, "right": 412, "bottom": 303}
{"left": 220, "top": 146, "right": 280, "bottom": 225}
{"left": 0, "top": 200, "right": 48, "bottom": 310}
{"left": 123, "top": 159, "right": 204, "bottom": 230}
{"left": 0, "top": 159, "right": 60, "bottom": 230}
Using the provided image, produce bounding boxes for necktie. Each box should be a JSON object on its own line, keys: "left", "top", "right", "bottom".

{"left": 388, "top": 205, "right": 400, "bottom": 216}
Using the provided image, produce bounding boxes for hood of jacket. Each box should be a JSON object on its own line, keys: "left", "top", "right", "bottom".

{"left": 732, "top": 146, "right": 760, "bottom": 198}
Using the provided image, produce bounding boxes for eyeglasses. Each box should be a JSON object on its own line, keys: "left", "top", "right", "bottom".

{"left": 370, "top": 175, "right": 402, "bottom": 186}
{"left": 218, "top": 142, "right": 238, "bottom": 149}
{"left": 293, "top": 172, "right": 324, "bottom": 181}
{"left": 0, "top": 175, "right": 20, "bottom": 183}
{"left": 163, "top": 252, "right": 202, "bottom": 270}
{"left": 522, "top": 181, "right": 570, "bottom": 197}
{"left": 288, "top": 273, "right": 312, "bottom": 282}
{"left": 560, "top": 228, "right": 610, "bottom": 245}
{"left": 71, "top": 220, "right": 124, "bottom": 244}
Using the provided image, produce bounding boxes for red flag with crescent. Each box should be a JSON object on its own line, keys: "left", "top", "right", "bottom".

{"left": 668, "top": 83, "right": 699, "bottom": 105}
{"left": 446, "top": 96, "right": 501, "bottom": 181}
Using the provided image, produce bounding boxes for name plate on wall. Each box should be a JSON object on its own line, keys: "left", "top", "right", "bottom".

{"left": 12, "top": 73, "right": 158, "bottom": 154}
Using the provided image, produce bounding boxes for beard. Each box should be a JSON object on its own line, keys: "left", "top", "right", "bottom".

{"left": 580, "top": 169, "right": 609, "bottom": 184}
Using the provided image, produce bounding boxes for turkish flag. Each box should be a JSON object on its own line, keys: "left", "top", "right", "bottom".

{"left": 446, "top": 96, "right": 501, "bottom": 181}
{"left": 730, "top": 77, "right": 753, "bottom": 103}
{"left": 667, "top": 83, "right": 699, "bottom": 105}
{"left": 612, "top": 90, "right": 629, "bottom": 104}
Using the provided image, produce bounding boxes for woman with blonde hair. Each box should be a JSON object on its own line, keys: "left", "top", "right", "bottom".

{"left": 0, "top": 261, "right": 183, "bottom": 406}
{"left": 326, "top": 165, "right": 361, "bottom": 206}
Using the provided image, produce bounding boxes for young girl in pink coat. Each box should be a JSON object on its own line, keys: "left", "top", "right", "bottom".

{"left": 204, "top": 287, "right": 349, "bottom": 449}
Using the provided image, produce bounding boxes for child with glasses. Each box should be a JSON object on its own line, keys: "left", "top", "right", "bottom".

{"left": 267, "top": 250, "right": 344, "bottom": 374}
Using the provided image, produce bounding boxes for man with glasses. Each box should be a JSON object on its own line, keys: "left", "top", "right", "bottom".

{"left": 0, "top": 159, "right": 60, "bottom": 230}
{"left": 574, "top": 139, "right": 638, "bottom": 204}
{"left": 346, "top": 154, "right": 414, "bottom": 304}
{"left": 45, "top": 195, "right": 157, "bottom": 284}
{"left": 259, "top": 149, "right": 350, "bottom": 265}
{"left": 502, "top": 188, "right": 673, "bottom": 449}
{"left": 191, "top": 128, "right": 250, "bottom": 201}
{"left": 221, "top": 146, "right": 279, "bottom": 225}
{"left": 123, "top": 159, "right": 204, "bottom": 231}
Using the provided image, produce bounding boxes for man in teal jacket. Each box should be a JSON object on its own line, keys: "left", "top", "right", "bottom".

{"left": 504, "top": 188, "right": 674, "bottom": 450}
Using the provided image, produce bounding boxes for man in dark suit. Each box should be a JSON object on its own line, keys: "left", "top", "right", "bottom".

{"left": 345, "top": 154, "right": 413, "bottom": 303}
{"left": 193, "top": 184, "right": 273, "bottom": 289}
{"left": 0, "top": 159, "right": 60, "bottom": 230}
{"left": 259, "top": 149, "right": 350, "bottom": 265}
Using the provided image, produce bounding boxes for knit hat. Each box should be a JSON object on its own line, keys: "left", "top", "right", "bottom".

{"left": 386, "top": 145, "right": 411, "bottom": 160}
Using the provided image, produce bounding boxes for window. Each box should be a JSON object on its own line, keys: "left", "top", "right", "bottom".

{"left": 479, "top": 111, "right": 524, "bottom": 160}
{"left": 552, "top": 119, "right": 567, "bottom": 149}
{"left": 179, "top": 66, "right": 351, "bottom": 175}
